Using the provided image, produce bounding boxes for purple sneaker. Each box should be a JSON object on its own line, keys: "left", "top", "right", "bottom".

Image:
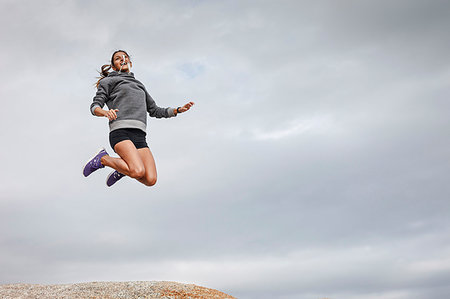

{"left": 83, "top": 148, "right": 108, "bottom": 177}
{"left": 106, "top": 170, "right": 125, "bottom": 187}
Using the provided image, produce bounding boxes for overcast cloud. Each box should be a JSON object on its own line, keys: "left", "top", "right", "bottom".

{"left": 1, "top": 0, "right": 450, "bottom": 298}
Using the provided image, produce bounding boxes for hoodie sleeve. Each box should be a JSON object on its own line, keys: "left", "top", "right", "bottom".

{"left": 145, "top": 89, "right": 176, "bottom": 118}
{"left": 90, "top": 79, "right": 111, "bottom": 115}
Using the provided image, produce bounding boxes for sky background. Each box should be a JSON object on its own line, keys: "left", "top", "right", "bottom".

{"left": 1, "top": 0, "right": 450, "bottom": 298}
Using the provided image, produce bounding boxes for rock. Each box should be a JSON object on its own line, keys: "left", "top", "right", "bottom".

{"left": 0, "top": 281, "right": 236, "bottom": 298}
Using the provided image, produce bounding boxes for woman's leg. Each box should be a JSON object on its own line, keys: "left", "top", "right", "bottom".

{"left": 136, "top": 147, "right": 157, "bottom": 186}
{"left": 100, "top": 142, "right": 157, "bottom": 186}
{"left": 100, "top": 140, "right": 145, "bottom": 179}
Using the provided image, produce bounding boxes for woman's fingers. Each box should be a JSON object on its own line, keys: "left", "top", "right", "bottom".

{"left": 176, "top": 101, "right": 195, "bottom": 113}
{"left": 107, "top": 109, "right": 119, "bottom": 120}
{"left": 183, "top": 102, "right": 195, "bottom": 111}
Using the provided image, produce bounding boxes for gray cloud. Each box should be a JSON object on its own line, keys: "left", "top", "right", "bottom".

{"left": 1, "top": 0, "right": 450, "bottom": 298}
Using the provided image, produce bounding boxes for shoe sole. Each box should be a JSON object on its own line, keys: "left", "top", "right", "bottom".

{"left": 82, "top": 147, "right": 106, "bottom": 177}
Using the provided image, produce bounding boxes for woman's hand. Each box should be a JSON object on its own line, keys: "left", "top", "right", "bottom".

{"left": 94, "top": 107, "right": 119, "bottom": 120}
{"left": 176, "top": 101, "right": 195, "bottom": 115}
{"left": 104, "top": 109, "right": 119, "bottom": 121}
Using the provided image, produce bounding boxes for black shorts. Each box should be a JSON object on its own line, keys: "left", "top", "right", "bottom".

{"left": 109, "top": 128, "right": 148, "bottom": 152}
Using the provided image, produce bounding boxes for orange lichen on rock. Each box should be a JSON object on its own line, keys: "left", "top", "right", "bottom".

{"left": 159, "top": 284, "right": 236, "bottom": 298}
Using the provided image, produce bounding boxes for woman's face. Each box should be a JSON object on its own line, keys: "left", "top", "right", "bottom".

{"left": 112, "top": 51, "right": 132, "bottom": 72}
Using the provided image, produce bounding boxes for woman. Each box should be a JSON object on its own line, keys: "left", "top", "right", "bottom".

{"left": 83, "top": 50, "right": 194, "bottom": 187}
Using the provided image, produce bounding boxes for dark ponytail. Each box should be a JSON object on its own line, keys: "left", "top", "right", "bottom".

{"left": 95, "top": 64, "right": 112, "bottom": 88}
{"left": 95, "top": 49, "right": 131, "bottom": 88}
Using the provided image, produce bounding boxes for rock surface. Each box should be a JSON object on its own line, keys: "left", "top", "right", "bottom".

{"left": 0, "top": 281, "right": 236, "bottom": 298}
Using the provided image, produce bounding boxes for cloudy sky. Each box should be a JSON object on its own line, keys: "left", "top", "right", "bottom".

{"left": 1, "top": 0, "right": 449, "bottom": 298}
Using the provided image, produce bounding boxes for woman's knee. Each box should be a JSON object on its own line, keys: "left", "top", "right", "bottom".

{"left": 129, "top": 166, "right": 145, "bottom": 179}
{"left": 143, "top": 176, "right": 157, "bottom": 187}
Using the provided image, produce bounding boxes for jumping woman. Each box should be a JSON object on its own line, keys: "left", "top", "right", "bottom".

{"left": 83, "top": 50, "right": 194, "bottom": 187}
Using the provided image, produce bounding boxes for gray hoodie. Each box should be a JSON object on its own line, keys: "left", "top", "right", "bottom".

{"left": 91, "top": 71, "right": 176, "bottom": 132}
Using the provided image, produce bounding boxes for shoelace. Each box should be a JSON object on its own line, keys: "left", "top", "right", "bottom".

{"left": 91, "top": 157, "right": 101, "bottom": 167}
{"left": 90, "top": 152, "right": 105, "bottom": 168}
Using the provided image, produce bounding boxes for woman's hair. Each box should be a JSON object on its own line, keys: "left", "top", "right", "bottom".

{"left": 95, "top": 49, "right": 131, "bottom": 88}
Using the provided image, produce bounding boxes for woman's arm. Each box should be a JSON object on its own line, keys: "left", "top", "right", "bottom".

{"left": 144, "top": 89, "right": 176, "bottom": 118}
{"left": 91, "top": 79, "right": 112, "bottom": 116}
